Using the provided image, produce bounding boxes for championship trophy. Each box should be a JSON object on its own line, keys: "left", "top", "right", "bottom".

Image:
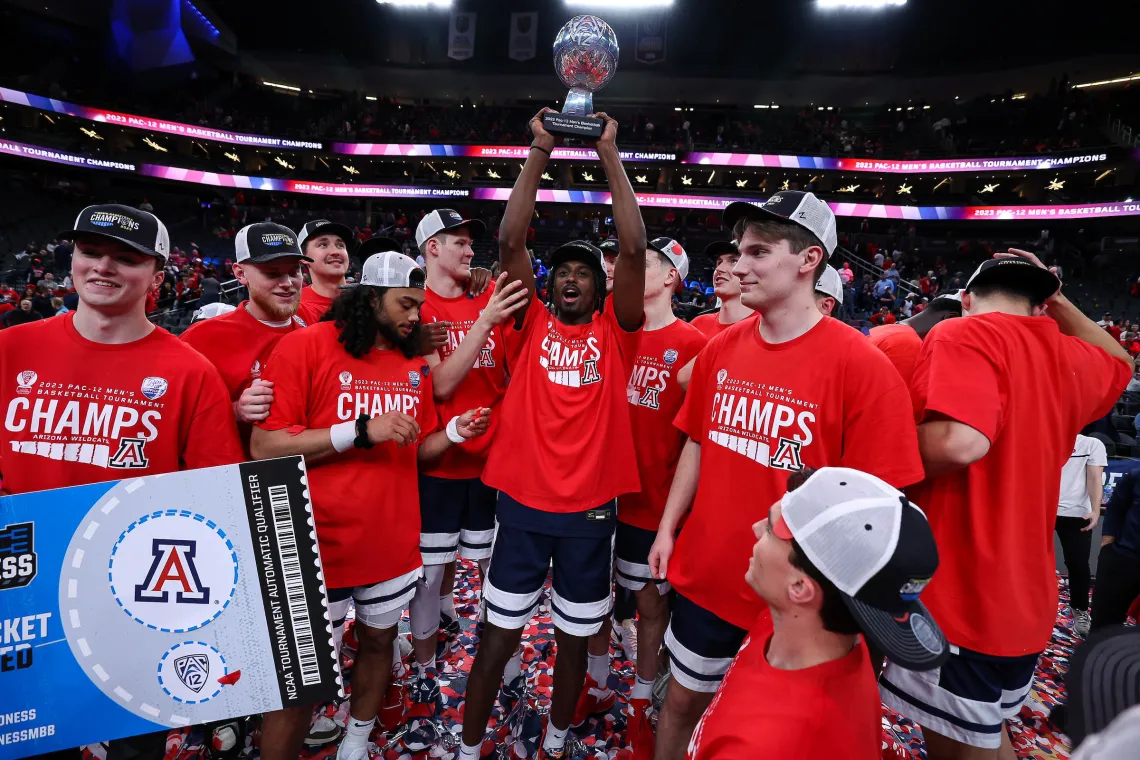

{"left": 542, "top": 15, "right": 619, "bottom": 139}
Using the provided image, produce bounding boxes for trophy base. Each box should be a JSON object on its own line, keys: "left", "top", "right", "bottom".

{"left": 543, "top": 112, "right": 603, "bottom": 138}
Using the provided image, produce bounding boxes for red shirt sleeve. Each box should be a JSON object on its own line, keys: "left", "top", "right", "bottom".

{"left": 840, "top": 345, "right": 925, "bottom": 489}
{"left": 259, "top": 336, "right": 311, "bottom": 432}
{"left": 182, "top": 365, "right": 243, "bottom": 468}
{"left": 1061, "top": 336, "right": 1132, "bottom": 425}
{"left": 912, "top": 331, "right": 1004, "bottom": 443}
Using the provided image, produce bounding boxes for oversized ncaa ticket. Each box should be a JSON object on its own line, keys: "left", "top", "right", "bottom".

{"left": 0, "top": 456, "right": 342, "bottom": 758}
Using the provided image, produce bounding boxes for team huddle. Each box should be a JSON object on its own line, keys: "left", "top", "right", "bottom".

{"left": 1, "top": 109, "right": 1133, "bottom": 760}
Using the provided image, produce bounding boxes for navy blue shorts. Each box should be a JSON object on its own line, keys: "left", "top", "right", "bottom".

{"left": 880, "top": 645, "right": 1040, "bottom": 749}
{"left": 418, "top": 475, "right": 498, "bottom": 565}
{"left": 664, "top": 592, "right": 749, "bottom": 693}
{"left": 615, "top": 521, "right": 669, "bottom": 594}
{"left": 483, "top": 493, "right": 616, "bottom": 637}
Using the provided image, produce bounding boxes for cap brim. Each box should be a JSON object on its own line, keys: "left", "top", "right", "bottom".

{"left": 244, "top": 252, "right": 314, "bottom": 265}
{"left": 701, "top": 240, "right": 738, "bottom": 258}
{"left": 441, "top": 218, "right": 486, "bottom": 239}
{"left": 60, "top": 229, "right": 164, "bottom": 260}
{"left": 550, "top": 243, "right": 604, "bottom": 273}
{"left": 843, "top": 595, "right": 949, "bottom": 671}
{"left": 305, "top": 223, "right": 357, "bottom": 251}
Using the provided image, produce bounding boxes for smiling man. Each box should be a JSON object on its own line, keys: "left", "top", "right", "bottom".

{"left": 458, "top": 108, "right": 647, "bottom": 760}
{"left": 0, "top": 204, "right": 241, "bottom": 496}
{"left": 181, "top": 222, "right": 310, "bottom": 457}
{"left": 295, "top": 218, "right": 357, "bottom": 325}
{"left": 648, "top": 191, "right": 924, "bottom": 760}
{"left": 688, "top": 240, "right": 753, "bottom": 337}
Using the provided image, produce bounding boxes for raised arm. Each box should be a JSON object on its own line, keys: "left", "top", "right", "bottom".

{"left": 594, "top": 113, "right": 647, "bottom": 331}
{"left": 499, "top": 109, "right": 558, "bottom": 321}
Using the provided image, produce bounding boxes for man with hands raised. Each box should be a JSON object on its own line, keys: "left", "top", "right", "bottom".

{"left": 458, "top": 109, "right": 646, "bottom": 760}
{"left": 249, "top": 251, "right": 491, "bottom": 760}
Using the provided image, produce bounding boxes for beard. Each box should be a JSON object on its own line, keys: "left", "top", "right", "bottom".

{"left": 250, "top": 288, "right": 300, "bottom": 322}
{"left": 376, "top": 317, "right": 422, "bottom": 359}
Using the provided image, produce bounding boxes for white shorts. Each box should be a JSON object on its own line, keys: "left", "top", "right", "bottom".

{"left": 327, "top": 568, "right": 422, "bottom": 655}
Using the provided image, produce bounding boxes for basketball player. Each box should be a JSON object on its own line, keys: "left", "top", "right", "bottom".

{"left": 405, "top": 209, "right": 528, "bottom": 708}
{"left": 295, "top": 219, "right": 357, "bottom": 325}
{"left": 250, "top": 251, "right": 491, "bottom": 760}
{"left": 813, "top": 265, "right": 843, "bottom": 318}
{"left": 181, "top": 222, "right": 309, "bottom": 457}
{"left": 880, "top": 252, "right": 1131, "bottom": 760}
{"left": 601, "top": 238, "right": 619, "bottom": 293}
{"left": 0, "top": 204, "right": 242, "bottom": 759}
{"left": 869, "top": 291, "right": 962, "bottom": 384}
{"left": 0, "top": 203, "right": 241, "bottom": 494}
{"left": 688, "top": 240, "right": 752, "bottom": 337}
{"left": 647, "top": 192, "right": 925, "bottom": 760}
{"left": 457, "top": 109, "right": 646, "bottom": 760}
{"left": 596, "top": 237, "right": 707, "bottom": 758}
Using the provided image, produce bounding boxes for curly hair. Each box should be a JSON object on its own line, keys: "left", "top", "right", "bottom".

{"left": 545, "top": 261, "right": 606, "bottom": 316}
{"left": 322, "top": 286, "right": 382, "bottom": 358}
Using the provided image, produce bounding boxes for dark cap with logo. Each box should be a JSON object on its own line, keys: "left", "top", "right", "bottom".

{"left": 60, "top": 204, "right": 170, "bottom": 262}
{"left": 235, "top": 222, "right": 312, "bottom": 264}
{"left": 357, "top": 236, "right": 403, "bottom": 259}
{"left": 702, "top": 240, "right": 738, "bottom": 258}
{"left": 964, "top": 256, "right": 1060, "bottom": 304}
{"left": 773, "top": 467, "right": 949, "bottom": 671}
{"left": 549, "top": 240, "right": 606, "bottom": 275}
{"left": 297, "top": 219, "right": 357, "bottom": 253}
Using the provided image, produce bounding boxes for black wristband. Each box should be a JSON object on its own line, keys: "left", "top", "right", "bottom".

{"left": 354, "top": 413, "right": 374, "bottom": 450}
{"left": 530, "top": 143, "right": 552, "bottom": 157}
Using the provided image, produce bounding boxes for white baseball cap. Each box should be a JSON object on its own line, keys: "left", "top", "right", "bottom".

{"left": 342, "top": 251, "right": 426, "bottom": 290}
{"left": 415, "top": 209, "right": 486, "bottom": 248}
{"left": 814, "top": 265, "right": 844, "bottom": 304}
{"left": 191, "top": 302, "right": 237, "bottom": 323}
{"left": 722, "top": 191, "right": 838, "bottom": 257}
{"left": 648, "top": 237, "right": 691, "bottom": 286}
{"left": 773, "top": 467, "right": 948, "bottom": 671}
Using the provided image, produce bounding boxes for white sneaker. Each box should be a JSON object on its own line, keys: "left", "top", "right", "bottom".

{"left": 305, "top": 714, "right": 343, "bottom": 747}
{"left": 611, "top": 618, "right": 638, "bottom": 662}
{"left": 1074, "top": 609, "right": 1092, "bottom": 637}
{"left": 335, "top": 740, "right": 378, "bottom": 760}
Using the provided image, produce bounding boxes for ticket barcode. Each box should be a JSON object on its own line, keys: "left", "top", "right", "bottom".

{"left": 268, "top": 484, "right": 320, "bottom": 686}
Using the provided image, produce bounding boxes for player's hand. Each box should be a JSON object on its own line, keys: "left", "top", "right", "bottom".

{"left": 476, "top": 274, "right": 529, "bottom": 329}
{"left": 529, "top": 108, "right": 558, "bottom": 153}
{"left": 648, "top": 532, "right": 674, "bottom": 581}
{"left": 367, "top": 411, "right": 420, "bottom": 447}
{"left": 1102, "top": 535, "right": 1116, "bottom": 547}
{"left": 234, "top": 379, "right": 274, "bottom": 423}
{"left": 589, "top": 112, "right": 619, "bottom": 152}
{"left": 996, "top": 248, "right": 1062, "bottom": 299}
{"left": 468, "top": 267, "right": 494, "bottom": 296}
{"left": 1083, "top": 510, "right": 1101, "bottom": 532}
{"left": 419, "top": 321, "right": 451, "bottom": 355}
{"left": 456, "top": 407, "right": 491, "bottom": 439}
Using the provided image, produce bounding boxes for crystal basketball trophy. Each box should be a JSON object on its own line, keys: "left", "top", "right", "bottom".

{"left": 542, "top": 15, "right": 619, "bottom": 139}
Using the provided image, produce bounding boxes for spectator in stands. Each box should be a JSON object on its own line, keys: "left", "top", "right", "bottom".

{"left": 840, "top": 262, "right": 853, "bottom": 284}
{"left": 51, "top": 297, "right": 68, "bottom": 316}
{"left": 1106, "top": 318, "right": 1123, "bottom": 343}
{"left": 869, "top": 306, "right": 897, "bottom": 326}
{"left": 3, "top": 299, "right": 40, "bottom": 328}
{"left": 53, "top": 239, "right": 72, "bottom": 275}
{"left": 199, "top": 268, "right": 222, "bottom": 306}
{"left": 30, "top": 286, "right": 54, "bottom": 319}
{"left": 1091, "top": 469, "right": 1140, "bottom": 630}
{"left": 1098, "top": 313, "right": 1113, "bottom": 328}
{"left": 873, "top": 274, "right": 896, "bottom": 308}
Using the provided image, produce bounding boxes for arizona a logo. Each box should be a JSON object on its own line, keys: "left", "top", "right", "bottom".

{"left": 109, "top": 437, "right": 149, "bottom": 469}
{"left": 135, "top": 539, "right": 210, "bottom": 605}
{"left": 581, "top": 360, "right": 601, "bottom": 385}
{"left": 769, "top": 437, "right": 804, "bottom": 471}
{"left": 639, "top": 387, "right": 661, "bottom": 410}
{"left": 479, "top": 347, "right": 495, "bottom": 367}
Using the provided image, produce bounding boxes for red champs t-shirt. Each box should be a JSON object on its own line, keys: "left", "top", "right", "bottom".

{"left": 619, "top": 319, "right": 709, "bottom": 531}
{"left": 0, "top": 313, "right": 242, "bottom": 494}
{"left": 420, "top": 285, "right": 510, "bottom": 479}
{"left": 908, "top": 314, "right": 1130, "bottom": 656}
{"left": 672, "top": 317, "right": 924, "bottom": 629}
{"left": 181, "top": 301, "right": 306, "bottom": 457}
{"left": 259, "top": 321, "right": 439, "bottom": 588}
{"left": 482, "top": 301, "right": 642, "bottom": 512}
{"left": 296, "top": 286, "right": 334, "bottom": 327}
{"left": 685, "top": 630, "right": 881, "bottom": 760}
{"left": 689, "top": 311, "right": 757, "bottom": 338}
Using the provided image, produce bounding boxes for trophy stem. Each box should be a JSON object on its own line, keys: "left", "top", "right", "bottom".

{"left": 562, "top": 87, "right": 594, "bottom": 117}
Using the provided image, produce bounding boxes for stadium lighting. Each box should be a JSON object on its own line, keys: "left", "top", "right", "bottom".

{"left": 566, "top": 1, "right": 673, "bottom": 8}
{"left": 1012, "top": 93, "right": 1027, "bottom": 100}
{"left": 263, "top": 81, "right": 301, "bottom": 92}
{"left": 224, "top": 152, "right": 240, "bottom": 162}
{"left": 1046, "top": 178, "right": 1064, "bottom": 190}
{"left": 817, "top": 0, "right": 905, "bottom": 8}
{"left": 1074, "top": 73, "right": 1140, "bottom": 89}
{"left": 980, "top": 183, "right": 998, "bottom": 193}
{"left": 375, "top": 1, "right": 453, "bottom": 7}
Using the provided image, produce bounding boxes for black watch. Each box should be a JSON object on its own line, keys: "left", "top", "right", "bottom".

{"left": 354, "top": 413, "right": 374, "bottom": 450}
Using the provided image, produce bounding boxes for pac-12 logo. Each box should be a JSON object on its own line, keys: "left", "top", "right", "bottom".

{"left": 250, "top": 360, "right": 262, "bottom": 378}
{"left": 408, "top": 370, "right": 421, "bottom": 388}
{"left": 109, "top": 511, "right": 239, "bottom": 633}
{"left": 0, "top": 522, "right": 37, "bottom": 590}
{"left": 339, "top": 371, "right": 353, "bottom": 390}
{"left": 141, "top": 376, "right": 168, "bottom": 400}
{"left": 16, "top": 370, "right": 37, "bottom": 395}
{"left": 663, "top": 349, "right": 678, "bottom": 365}
{"left": 716, "top": 369, "right": 728, "bottom": 386}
